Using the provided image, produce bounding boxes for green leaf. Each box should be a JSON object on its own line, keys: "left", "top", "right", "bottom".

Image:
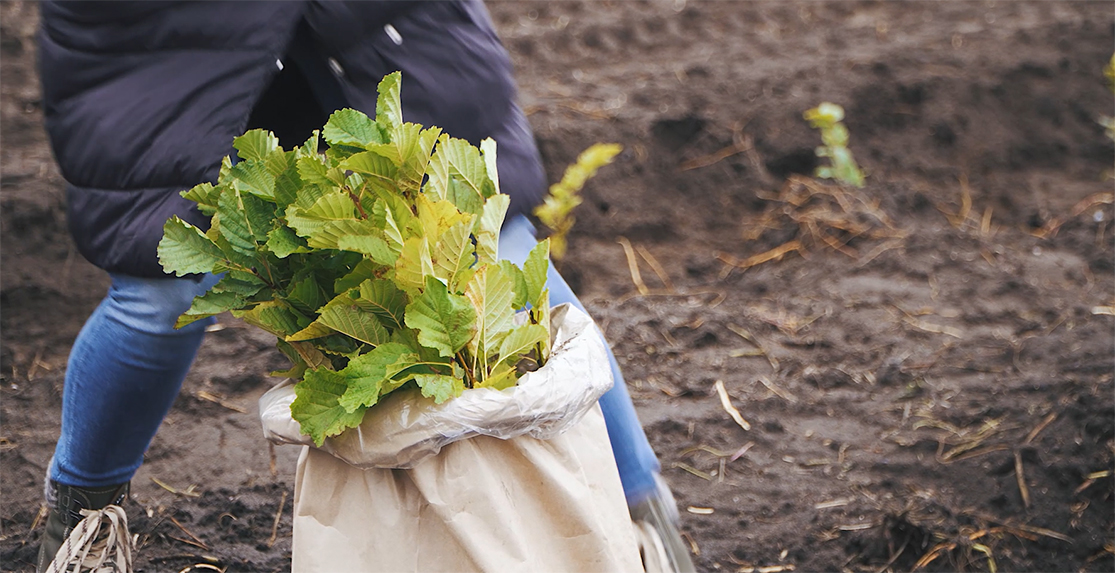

{"left": 180, "top": 182, "right": 221, "bottom": 215}
{"left": 233, "top": 129, "right": 280, "bottom": 163}
{"left": 212, "top": 271, "right": 267, "bottom": 297}
{"left": 233, "top": 300, "right": 305, "bottom": 338}
{"left": 297, "top": 154, "right": 345, "bottom": 189}
{"left": 286, "top": 321, "right": 336, "bottom": 342}
{"left": 286, "top": 193, "right": 357, "bottom": 238}
{"left": 480, "top": 138, "right": 500, "bottom": 196}
{"left": 340, "top": 151, "right": 399, "bottom": 193}
{"left": 175, "top": 290, "right": 245, "bottom": 328}
{"left": 273, "top": 156, "right": 303, "bottom": 209}
{"left": 416, "top": 193, "right": 471, "bottom": 240}
{"left": 266, "top": 226, "right": 310, "bottom": 258}
{"left": 218, "top": 187, "right": 273, "bottom": 254}
{"left": 363, "top": 124, "right": 441, "bottom": 192}
{"left": 356, "top": 279, "right": 408, "bottom": 330}
{"left": 323, "top": 108, "right": 385, "bottom": 148}
{"left": 336, "top": 342, "right": 418, "bottom": 412}
{"left": 334, "top": 259, "right": 381, "bottom": 294}
{"left": 375, "top": 72, "right": 403, "bottom": 132}
{"left": 158, "top": 216, "right": 226, "bottom": 276}
{"left": 498, "top": 260, "right": 529, "bottom": 309}
{"left": 474, "top": 193, "right": 509, "bottom": 266}
{"left": 426, "top": 135, "right": 491, "bottom": 213}
{"left": 313, "top": 291, "right": 392, "bottom": 346}
{"left": 291, "top": 368, "right": 368, "bottom": 446}
{"left": 393, "top": 236, "right": 435, "bottom": 296}
{"left": 476, "top": 363, "right": 518, "bottom": 391}
{"left": 373, "top": 192, "right": 416, "bottom": 257}
{"left": 495, "top": 323, "right": 548, "bottom": 371}
{"left": 431, "top": 220, "right": 475, "bottom": 293}
{"left": 337, "top": 233, "right": 395, "bottom": 264}
{"left": 286, "top": 276, "right": 327, "bottom": 315}
{"left": 404, "top": 276, "right": 476, "bottom": 358}
{"left": 522, "top": 238, "right": 550, "bottom": 308}
{"left": 464, "top": 264, "right": 515, "bottom": 367}
{"left": 229, "top": 160, "right": 276, "bottom": 199}
{"left": 414, "top": 373, "right": 464, "bottom": 404}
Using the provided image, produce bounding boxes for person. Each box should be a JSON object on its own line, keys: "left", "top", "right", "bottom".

{"left": 35, "top": 1, "right": 694, "bottom": 572}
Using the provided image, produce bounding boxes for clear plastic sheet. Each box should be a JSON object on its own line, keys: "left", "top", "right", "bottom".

{"left": 259, "top": 304, "right": 614, "bottom": 469}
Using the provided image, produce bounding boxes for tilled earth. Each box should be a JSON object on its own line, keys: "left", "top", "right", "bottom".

{"left": 2, "top": 2, "right": 1113, "bottom": 572}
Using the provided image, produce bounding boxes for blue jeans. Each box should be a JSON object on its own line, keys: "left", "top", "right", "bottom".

{"left": 49, "top": 273, "right": 221, "bottom": 487}
{"left": 51, "top": 216, "right": 661, "bottom": 502}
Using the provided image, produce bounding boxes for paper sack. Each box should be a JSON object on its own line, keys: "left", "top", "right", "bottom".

{"left": 260, "top": 305, "right": 644, "bottom": 572}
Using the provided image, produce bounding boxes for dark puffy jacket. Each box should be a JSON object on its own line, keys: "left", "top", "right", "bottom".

{"left": 39, "top": 1, "right": 546, "bottom": 278}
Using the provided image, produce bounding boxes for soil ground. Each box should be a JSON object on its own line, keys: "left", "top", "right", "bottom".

{"left": 2, "top": 1, "right": 1113, "bottom": 572}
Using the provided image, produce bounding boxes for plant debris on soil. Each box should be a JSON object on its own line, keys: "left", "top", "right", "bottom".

{"left": 2, "top": 2, "right": 1112, "bottom": 572}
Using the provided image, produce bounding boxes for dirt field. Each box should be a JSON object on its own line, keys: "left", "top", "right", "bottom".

{"left": 2, "top": 1, "right": 1113, "bottom": 572}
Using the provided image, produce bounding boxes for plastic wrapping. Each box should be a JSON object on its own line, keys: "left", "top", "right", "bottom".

{"left": 259, "top": 303, "right": 614, "bottom": 469}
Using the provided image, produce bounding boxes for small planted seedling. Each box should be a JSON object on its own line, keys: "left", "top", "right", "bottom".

{"left": 534, "top": 143, "right": 622, "bottom": 260}
{"left": 158, "top": 72, "right": 552, "bottom": 445}
{"left": 804, "top": 102, "right": 865, "bottom": 188}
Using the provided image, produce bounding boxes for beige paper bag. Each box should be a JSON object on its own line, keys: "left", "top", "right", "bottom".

{"left": 292, "top": 403, "right": 643, "bottom": 572}
{"left": 261, "top": 305, "right": 644, "bottom": 572}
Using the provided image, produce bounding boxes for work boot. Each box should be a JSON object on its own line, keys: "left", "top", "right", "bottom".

{"left": 629, "top": 475, "right": 696, "bottom": 573}
{"left": 36, "top": 480, "right": 132, "bottom": 573}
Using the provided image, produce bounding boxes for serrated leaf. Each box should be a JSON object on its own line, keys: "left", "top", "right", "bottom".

{"left": 393, "top": 236, "right": 435, "bottom": 296}
{"left": 273, "top": 157, "right": 303, "bottom": 209}
{"left": 286, "top": 276, "right": 327, "bottom": 315}
{"left": 522, "top": 238, "right": 550, "bottom": 308}
{"left": 316, "top": 291, "right": 392, "bottom": 346}
{"left": 291, "top": 368, "right": 367, "bottom": 446}
{"left": 498, "top": 260, "right": 529, "bottom": 309}
{"left": 334, "top": 259, "right": 380, "bottom": 294}
{"left": 431, "top": 220, "right": 475, "bottom": 293}
{"left": 474, "top": 193, "right": 509, "bottom": 266}
{"left": 426, "top": 135, "right": 491, "bottom": 213}
{"left": 476, "top": 363, "right": 518, "bottom": 391}
{"left": 297, "top": 154, "right": 345, "bottom": 189}
{"left": 531, "top": 289, "right": 552, "bottom": 362}
{"left": 234, "top": 300, "right": 305, "bottom": 338}
{"left": 480, "top": 138, "right": 500, "bottom": 196}
{"left": 363, "top": 123, "right": 441, "bottom": 192}
{"left": 340, "top": 151, "right": 399, "bottom": 190}
{"left": 464, "top": 265, "right": 516, "bottom": 370}
{"left": 404, "top": 276, "right": 476, "bottom": 358}
{"left": 323, "top": 108, "right": 385, "bottom": 148}
{"left": 375, "top": 72, "right": 403, "bottom": 131}
{"left": 233, "top": 130, "right": 280, "bottom": 163}
{"left": 413, "top": 373, "right": 464, "bottom": 404}
{"left": 336, "top": 342, "right": 418, "bottom": 412}
{"left": 229, "top": 160, "right": 276, "bottom": 199}
{"left": 337, "top": 233, "right": 395, "bottom": 264}
{"left": 416, "top": 193, "right": 471, "bottom": 240}
{"left": 495, "top": 323, "right": 548, "bottom": 371}
{"left": 158, "top": 217, "right": 226, "bottom": 276}
{"left": 356, "top": 279, "right": 408, "bottom": 330}
{"left": 213, "top": 271, "right": 267, "bottom": 297}
{"left": 218, "top": 187, "right": 273, "bottom": 255}
{"left": 266, "top": 226, "right": 310, "bottom": 258}
{"left": 286, "top": 193, "right": 357, "bottom": 238}
{"left": 286, "top": 321, "right": 336, "bottom": 342}
{"left": 175, "top": 290, "right": 245, "bottom": 328}
{"left": 374, "top": 193, "right": 415, "bottom": 257}
{"left": 180, "top": 182, "right": 221, "bottom": 215}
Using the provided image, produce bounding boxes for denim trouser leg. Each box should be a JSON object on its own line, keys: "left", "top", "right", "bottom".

{"left": 49, "top": 273, "right": 221, "bottom": 487}
{"left": 498, "top": 215, "right": 661, "bottom": 503}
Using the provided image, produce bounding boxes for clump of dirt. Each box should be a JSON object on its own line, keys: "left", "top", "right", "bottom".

{"left": 3, "top": 2, "right": 1112, "bottom": 572}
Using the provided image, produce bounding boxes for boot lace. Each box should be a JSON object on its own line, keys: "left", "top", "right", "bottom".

{"left": 45, "top": 505, "right": 133, "bottom": 573}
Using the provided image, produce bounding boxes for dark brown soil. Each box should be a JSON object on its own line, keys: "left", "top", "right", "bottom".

{"left": 3, "top": 2, "right": 1113, "bottom": 572}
